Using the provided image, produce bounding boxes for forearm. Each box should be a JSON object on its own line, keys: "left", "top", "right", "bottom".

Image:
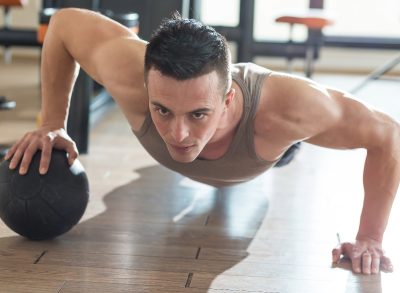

{"left": 358, "top": 137, "right": 400, "bottom": 242}
{"left": 40, "top": 12, "right": 79, "bottom": 129}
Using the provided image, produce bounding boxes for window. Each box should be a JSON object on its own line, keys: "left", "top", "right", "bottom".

{"left": 324, "top": 0, "right": 400, "bottom": 38}
{"left": 200, "top": 0, "right": 240, "bottom": 26}
{"left": 254, "top": 0, "right": 309, "bottom": 42}
{"left": 200, "top": 0, "right": 400, "bottom": 40}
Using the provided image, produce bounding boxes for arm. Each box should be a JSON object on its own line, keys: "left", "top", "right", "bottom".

{"left": 258, "top": 73, "right": 400, "bottom": 274}
{"left": 307, "top": 89, "right": 400, "bottom": 275}
{"left": 6, "top": 8, "right": 147, "bottom": 174}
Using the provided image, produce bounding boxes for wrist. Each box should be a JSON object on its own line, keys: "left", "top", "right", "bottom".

{"left": 39, "top": 118, "right": 66, "bottom": 130}
{"left": 356, "top": 231, "right": 383, "bottom": 243}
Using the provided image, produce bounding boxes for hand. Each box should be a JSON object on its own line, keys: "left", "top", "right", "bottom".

{"left": 332, "top": 237, "right": 393, "bottom": 274}
{"left": 4, "top": 127, "right": 78, "bottom": 175}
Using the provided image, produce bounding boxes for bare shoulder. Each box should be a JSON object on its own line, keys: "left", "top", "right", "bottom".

{"left": 253, "top": 71, "right": 342, "bottom": 160}
{"left": 254, "top": 70, "right": 400, "bottom": 158}
{"left": 52, "top": 8, "right": 149, "bottom": 130}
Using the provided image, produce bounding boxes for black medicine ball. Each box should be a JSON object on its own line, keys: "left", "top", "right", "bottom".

{"left": 0, "top": 150, "right": 89, "bottom": 240}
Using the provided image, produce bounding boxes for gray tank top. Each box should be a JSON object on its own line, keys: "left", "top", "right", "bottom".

{"left": 133, "top": 63, "right": 277, "bottom": 187}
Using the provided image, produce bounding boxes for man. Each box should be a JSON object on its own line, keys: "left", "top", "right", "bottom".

{"left": 4, "top": 8, "right": 400, "bottom": 275}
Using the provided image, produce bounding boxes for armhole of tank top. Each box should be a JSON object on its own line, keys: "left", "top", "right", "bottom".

{"left": 228, "top": 72, "right": 251, "bottom": 157}
{"left": 246, "top": 70, "right": 277, "bottom": 163}
{"left": 132, "top": 111, "right": 152, "bottom": 138}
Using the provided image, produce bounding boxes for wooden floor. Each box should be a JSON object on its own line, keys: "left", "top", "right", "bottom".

{"left": 1, "top": 58, "right": 400, "bottom": 292}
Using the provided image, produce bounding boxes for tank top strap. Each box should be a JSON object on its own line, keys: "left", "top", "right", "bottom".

{"left": 231, "top": 63, "right": 272, "bottom": 160}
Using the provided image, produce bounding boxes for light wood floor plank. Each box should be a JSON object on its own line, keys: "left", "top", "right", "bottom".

{"left": 190, "top": 272, "right": 386, "bottom": 293}
{"left": 0, "top": 277, "right": 65, "bottom": 293}
{"left": 0, "top": 262, "right": 188, "bottom": 287}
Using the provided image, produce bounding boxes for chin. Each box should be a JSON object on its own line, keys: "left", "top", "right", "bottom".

{"left": 171, "top": 156, "right": 197, "bottom": 163}
{"left": 169, "top": 152, "right": 198, "bottom": 163}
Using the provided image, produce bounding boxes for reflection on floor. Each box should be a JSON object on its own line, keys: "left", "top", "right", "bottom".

{"left": 1, "top": 58, "right": 400, "bottom": 292}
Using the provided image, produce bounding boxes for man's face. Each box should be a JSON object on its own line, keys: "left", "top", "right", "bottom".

{"left": 146, "top": 69, "right": 227, "bottom": 163}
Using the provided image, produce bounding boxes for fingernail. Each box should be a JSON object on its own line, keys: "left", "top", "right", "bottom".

{"left": 19, "top": 167, "right": 26, "bottom": 174}
{"left": 9, "top": 162, "right": 15, "bottom": 169}
{"left": 39, "top": 167, "right": 46, "bottom": 174}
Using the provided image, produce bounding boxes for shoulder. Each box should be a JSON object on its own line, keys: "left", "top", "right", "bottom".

{"left": 99, "top": 37, "right": 149, "bottom": 131}
{"left": 255, "top": 71, "right": 342, "bottom": 143}
{"left": 54, "top": 8, "right": 149, "bottom": 130}
{"left": 231, "top": 62, "right": 271, "bottom": 79}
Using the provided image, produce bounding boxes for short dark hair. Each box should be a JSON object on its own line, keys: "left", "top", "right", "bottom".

{"left": 144, "top": 14, "right": 231, "bottom": 95}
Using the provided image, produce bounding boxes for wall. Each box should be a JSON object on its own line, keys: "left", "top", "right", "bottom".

{"left": 0, "top": 1, "right": 399, "bottom": 75}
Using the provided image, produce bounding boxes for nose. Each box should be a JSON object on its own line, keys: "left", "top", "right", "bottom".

{"left": 170, "top": 117, "right": 189, "bottom": 143}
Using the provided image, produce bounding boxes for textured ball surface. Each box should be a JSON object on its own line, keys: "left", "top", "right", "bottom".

{"left": 0, "top": 150, "right": 89, "bottom": 240}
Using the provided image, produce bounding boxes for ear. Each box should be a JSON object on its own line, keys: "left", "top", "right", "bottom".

{"left": 224, "top": 88, "right": 236, "bottom": 108}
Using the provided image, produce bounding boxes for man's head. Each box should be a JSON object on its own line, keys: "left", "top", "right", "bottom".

{"left": 144, "top": 16, "right": 236, "bottom": 163}
{"left": 144, "top": 15, "right": 231, "bottom": 95}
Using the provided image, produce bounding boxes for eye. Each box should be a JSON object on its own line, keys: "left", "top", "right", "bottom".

{"left": 191, "top": 112, "right": 205, "bottom": 120}
{"left": 156, "top": 107, "right": 169, "bottom": 117}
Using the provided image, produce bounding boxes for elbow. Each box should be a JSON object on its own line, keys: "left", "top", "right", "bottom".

{"left": 50, "top": 8, "right": 80, "bottom": 25}
{"left": 375, "top": 121, "right": 400, "bottom": 155}
{"left": 46, "top": 8, "right": 74, "bottom": 37}
{"left": 389, "top": 122, "right": 400, "bottom": 153}
{"left": 364, "top": 116, "right": 399, "bottom": 153}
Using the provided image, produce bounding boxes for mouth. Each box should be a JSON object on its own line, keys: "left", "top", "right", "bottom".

{"left": 168, "top": 144, "right": 195, "bottom": 153}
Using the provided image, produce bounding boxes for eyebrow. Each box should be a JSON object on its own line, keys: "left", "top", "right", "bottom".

{"left": 150, "top": 101, "right": 213, "bottom": 114}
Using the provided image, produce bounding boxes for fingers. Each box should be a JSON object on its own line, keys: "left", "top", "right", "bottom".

{"left": 4, "top": 141, "right": 18, "bottom": 161}
{"left": 380, "top": 255, "right": 394, "bottom": 272}
{"left": 18, "top": 143, "right": 40, "bottom": 175}
{"left": 351, "top": 250, "right": 376, "bottom": 275}
{"left": 65, "top": 143, "right": 79, "bottom": 166}
{"left": 8, "top": 137, "right": 31, "bottom": 171}
{"left": 5, "top": 129, "right": 77, "bottom": 175}
{"left": 332, "top": 247, "right": 342, "bottom": 263}
{"left": 361, "top": 251, "right": 372, "bottom": 275}
{"left": 371, "top": 255, "right": 380, "bottom": 274}
{"left": 352, "top": 250, "right": 388, "bottom": 275}
{"left": 39, "top": 141, "right": 53, "bottom": 175}
{"left": 333, "top": 242, "right": 382, "bottom": 275}
{"left": 352, "top": 254, "right": 362, "bottom": 274}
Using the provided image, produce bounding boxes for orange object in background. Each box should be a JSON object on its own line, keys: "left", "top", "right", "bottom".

{"left": 0, "top": 0, "right": 28, "bottom": 7}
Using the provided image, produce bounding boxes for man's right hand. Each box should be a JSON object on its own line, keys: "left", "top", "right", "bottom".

{"left": 4, "top": 127, "right": 78, "bottom": 175}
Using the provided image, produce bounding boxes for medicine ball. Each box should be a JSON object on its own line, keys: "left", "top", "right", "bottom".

{"left": 0, "top": 150, "right": 89, "bottom": 240}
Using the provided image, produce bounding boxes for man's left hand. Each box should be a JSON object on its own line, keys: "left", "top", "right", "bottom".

{"left": 332, "top": 238, "right": 393, "bottom": 274}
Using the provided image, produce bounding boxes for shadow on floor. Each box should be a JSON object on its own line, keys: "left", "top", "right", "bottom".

{"left": 1, "top": 165, "right": 273, "bottom": 292}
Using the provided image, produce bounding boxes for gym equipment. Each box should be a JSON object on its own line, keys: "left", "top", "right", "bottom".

{"left": 351, "top": 54, "right": 400, "bottom": 93}
{"left": 0, "top": 149, "right": 89, "bottom": 240}
{"left": 0, "top": 0, "right": 39, "bottom": 63}
{"left": 0, "top": 0, "right": 32, "bottom": 158}
{"left": 0, "top": 96, "right": 16, "bottom": 159}
{"left": 0, "top": 95, "right": 16, "bottom": 110}
{"left": 275, "top": 10, "right": 334, "bottom": 78}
